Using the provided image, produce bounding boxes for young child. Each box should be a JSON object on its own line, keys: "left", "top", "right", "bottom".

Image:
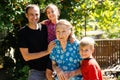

{"left": 41, "top": 3, "right": 59, "bottom": 43}
{"left": 40, "top": 3, "right": 60, "bottom": 80}
{"left": 41, "top": 3, "right": 75, "bottom": 43}
{"left": 79, "top": 37, "right": 103, "bottom": 80}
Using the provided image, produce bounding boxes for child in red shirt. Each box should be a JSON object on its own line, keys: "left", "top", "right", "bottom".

{"left": 79, "top": 37, "right": 103, "bottom": 80}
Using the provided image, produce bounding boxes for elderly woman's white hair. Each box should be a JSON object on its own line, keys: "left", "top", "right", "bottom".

{"left": 56, "top": 19, "right": 72, "bottom": 28}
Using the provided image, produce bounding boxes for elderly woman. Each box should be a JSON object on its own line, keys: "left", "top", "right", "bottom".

{"left": 50, "top": 19, "right": 82, "bottom": 80}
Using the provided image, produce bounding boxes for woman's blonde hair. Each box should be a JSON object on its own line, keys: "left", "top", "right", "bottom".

{"left": 56, "top": 19, "right": 72, "bottom": 28}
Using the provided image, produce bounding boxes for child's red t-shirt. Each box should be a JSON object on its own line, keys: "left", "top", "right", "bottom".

{"left": 81, "top": 58, "right": 103, "bottom": 80}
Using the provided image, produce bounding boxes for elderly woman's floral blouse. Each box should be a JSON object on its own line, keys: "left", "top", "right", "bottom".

{"left": 50, "top": 39, "right": 82, "bottom": 80}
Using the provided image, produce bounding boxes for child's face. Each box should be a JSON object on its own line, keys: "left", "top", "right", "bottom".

{"left": 79, "top": 45, "right": 94, "bottom": 59}
{"left": 46, "top": 7, "right": 58, "bottom": 21}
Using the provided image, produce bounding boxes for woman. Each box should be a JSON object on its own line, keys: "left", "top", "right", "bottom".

{"left": 50, "top": 19, "right": 82, "bottom": 80}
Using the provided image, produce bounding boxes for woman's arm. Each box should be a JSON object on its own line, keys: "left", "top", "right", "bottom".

{"left": 69, "top": 68, "right": 81, "bottom": 77}
{"left": 65, "top": 61, "right": 82, "bottom": 79}
{"left": 40, "top": 20, "right": 48, "bottom": 24}
{"left": 52, "top": 61, "right": 67, "bottom": 80}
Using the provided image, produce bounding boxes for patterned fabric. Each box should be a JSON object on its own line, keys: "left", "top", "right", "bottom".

{"left": 50, "top": 39, "right": 82, "bottom": 80}
{"left": 45, "top": 20, "right": 56, "bottom": 43}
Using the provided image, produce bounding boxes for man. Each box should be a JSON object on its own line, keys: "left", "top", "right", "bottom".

{"left": 18, "top": 4, "right": 54, "bottom": 80}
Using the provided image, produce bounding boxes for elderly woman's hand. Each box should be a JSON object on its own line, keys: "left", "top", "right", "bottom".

{"left": 56, "top": 68, "right": 66, "bottom": 80}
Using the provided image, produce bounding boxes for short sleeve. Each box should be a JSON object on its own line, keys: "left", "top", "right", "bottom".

{"left": 74, "top": 40, "right": 82, "bottom": 61}
{"left": 77, "top": 45, "right": 82, "bottom": 61}
{"left": 49, "top": 39, "right": 58, "bottom": 61}
{"left": 49, "top": 48, "right": 56, "bottom": 61}
{"left": 44, "top": 19, "right": 50, "bottom": 26}
{"left": 88, "top": 64, "right": 100, "bottom": 80}
{"left": 18, "top": 29, "right": 28, "bottom": 48}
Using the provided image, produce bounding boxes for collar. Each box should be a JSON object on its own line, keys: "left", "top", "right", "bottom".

{"left": 84, "top": 58, "right": 93, "bottom": 60}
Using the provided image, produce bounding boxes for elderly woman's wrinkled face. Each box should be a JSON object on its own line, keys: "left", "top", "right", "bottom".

{"left": 56, "top": 24, "right": 71, "bottom": 42}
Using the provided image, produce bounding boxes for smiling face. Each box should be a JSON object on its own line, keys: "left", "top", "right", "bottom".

{"left": 25, "top": 6, "right": 40, "bottom": 25}
{"left": 79, "top": 37, "right": 95, "bottom": 59}
{"left": 46, "top": 7, "right": 58, "bottom": 20}
{"left": 80, "top": 45, "right": 94, "bottom": 59}
{"left": 45, "top": 4, "right": 59, "bottom": 21}
{"left": 56, "top": 24, "right": 71, "bottom": 42}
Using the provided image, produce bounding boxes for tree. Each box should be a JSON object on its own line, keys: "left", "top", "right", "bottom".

{"left": 67, "top": 0, "right": 120, "bottom": 38}
{"left": 0, "top": 0, "right": 31, "bottom": 79}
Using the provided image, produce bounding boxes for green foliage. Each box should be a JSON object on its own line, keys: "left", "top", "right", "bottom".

{"left": 118, "top": 75, "right": 120, "bottom": 80}
{"left": 0, "top": 0, "right": 31, "bottom": 79}
{"left": 93, "top": 0, "right": 120, "bottom": 38}
{"left": 17, "top": 66, "right": 29, "bottom": 80}
{"left": 67, "top": 0, "right": 120, "bottom": 38}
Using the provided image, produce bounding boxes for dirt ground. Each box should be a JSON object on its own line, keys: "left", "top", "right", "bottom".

{"left": 102, "top": 70, "right": 118, "bottom": 80}
{"left": 103, "top": 76, "right": 117, "bottom": 80}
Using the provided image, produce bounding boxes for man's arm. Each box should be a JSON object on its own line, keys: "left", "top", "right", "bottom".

{"left": 19, "top": 48, "right": 49, "bottom": 61}
{"left": 20, "top": 41, "right": 55, "bottom": 61}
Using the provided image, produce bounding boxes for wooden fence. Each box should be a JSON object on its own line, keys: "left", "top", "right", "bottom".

{"left": 93, "top": 39, "right": 120, "bottom": 68}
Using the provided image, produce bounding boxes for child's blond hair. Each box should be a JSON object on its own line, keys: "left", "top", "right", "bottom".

{"left": 80, "top": 37, "right": 95, "bottom": 49}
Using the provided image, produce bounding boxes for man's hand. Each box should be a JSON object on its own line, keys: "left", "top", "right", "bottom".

{"left": 47, "top": 41, "right": 56, "bottom": 54}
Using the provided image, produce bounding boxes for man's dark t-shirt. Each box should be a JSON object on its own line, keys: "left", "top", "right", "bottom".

{"left": 18, "top": 24, "right": 49, "bottom": 71}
